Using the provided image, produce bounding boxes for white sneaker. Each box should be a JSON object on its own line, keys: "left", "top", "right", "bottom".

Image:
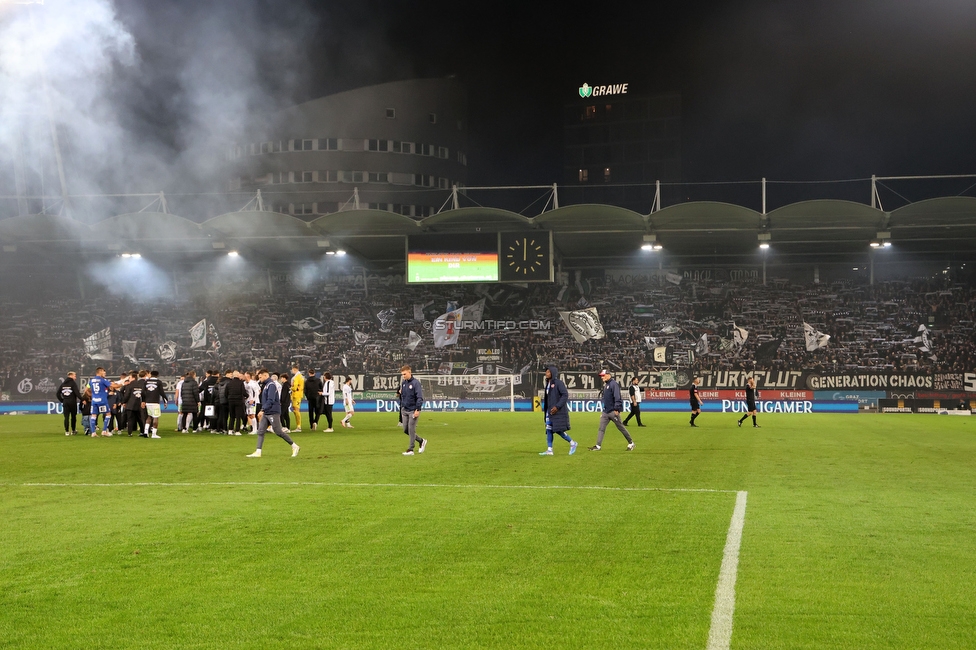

{"left": 102, "top": 431, "right": 113, "bottom": 437}
{"left": 291, "top": 443, "right": 300, "bottom": 458}
{"left": 324, "top": 428, "right": 333, "bottom": 433}
{"left": 64, "top": 431, "right": 70, "bottom": 436}
{"left": 539, "top": 449, "right": 553, "bottom": 456}
{"left": 402, "top": 450, "right": 414, "bottom": 456}
{"left": 294, "top": 428, "right": 301, "bottom": 433}
{"left": 282, "top": 428, "right": 290, "bottom": 433}
{"left": 248, "top": 431, "right": 256, "bottom": 435}
{"left": 233, "top": 431, "right": 241, "bottom": 436}
{"left": 626, "top": 442, "right": 635, "bottom": 451}
{"left": 150, "top": 434, "right": 161, "bottom": 439}
{"left": 346, "top": 423, "right": 354, "bottom": 429}
{"left": 246, "top": 449, "right": 262, "bottom": 458}
{"left": 418, "top": 438, "right": 427, "bottom": 454}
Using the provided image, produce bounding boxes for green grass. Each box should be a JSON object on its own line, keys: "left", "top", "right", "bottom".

{"left": 1, "top": 412, "right": 975, "bottom": 649}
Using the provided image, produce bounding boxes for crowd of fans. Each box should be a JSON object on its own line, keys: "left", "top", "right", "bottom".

{"left": 0, "top": 269, "right": 971, "bottom": 398}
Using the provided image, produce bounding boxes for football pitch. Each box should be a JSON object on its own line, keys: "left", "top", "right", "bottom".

{"left": 1, "top": 412, "right": 974, "bottom": 649}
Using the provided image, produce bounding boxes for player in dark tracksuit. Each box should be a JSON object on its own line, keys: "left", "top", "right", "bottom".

{"left": 246, "top": 369, "right": 299, "bottom": 458}
{"left": 123, "top": 371, "right": 147, "bottom": 437}
{"left": 57, "top": 372, "right": 81, "bottom": 435}
{"left": 737, "top": 377, "right": 761, "bottom": 428}
{"left": 690, "top": 377, "right": 703, "bottom": 427}
{"left": 399, "top": 365, "right": 427, "bottom": 455}
{"left": 142, "top": 371, "right": 168, "bottom": 438}
{"left": 540, "top": 364, "right": 578, "bottom": 455}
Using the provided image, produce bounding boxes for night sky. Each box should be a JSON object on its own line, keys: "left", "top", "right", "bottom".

{"left": 112, "top": 0, "right": 976, "bottom": 189}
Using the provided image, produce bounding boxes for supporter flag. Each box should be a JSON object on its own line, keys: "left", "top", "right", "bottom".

{"left": 558, "top": 307, "right": 606, "bottom": 344}
{"left": 122, "top": 340, "right": 138, "bottom": 363}
{"left": 696, "top": 333, "right": 709, "bottom": 355}
{"left": 158, "top": 341, "right": 177, "bottom": 362}
{"left": 406, "top": 331, "right": 423, "bottom": 351}
{"left": 83, "top": 327, "right": 112, "bottom": 360}
{"left": 413, "top": 304, "right": 425, "bottom": 321}
{"left": 652, "top": 346, "right": 673, "bottom": 364}
{"left": 189, "top": 319, "right": 207, "bottom": 349}
{"left": 376, "top": 309, "right": 396, "bottom": 333}
{"left": 313, "top": 332, "right": 329, "bottom": 345}
{"left": 446, "top": 300, "right": 459, "bottom": 313}
{"left": 913, "top": 324, "right": 932, "bottom": 352}
{"left": 292, "top": 317, "right": 323, "bottom": 331}
{"left": 733, "top": 325, "right": 749, "bottom": 349}
{"left": 718, "top": 337, "right": 735, "bottom": 352}
{"left": 665, "top": 272, "right": 683, "bottom": 285}
{"left": 353, "top": 330, "right": 369, "bottom": 345}
{"left": 644, "top": 336, "right": 657, "bottom": 350}
{"left": 803, "top": 323, "right": 830, "bottom": 351}
{"left": 463, "top": 298, "right": 486, "bottom": 324}
{"left": 208, "top": 323, "right": 221, "bottom": 352}
{"left": 433, "top": 307, "right": 462, "bottom": 348}
{"left": 755, "top": 338, "right": 783, "bottom": 363}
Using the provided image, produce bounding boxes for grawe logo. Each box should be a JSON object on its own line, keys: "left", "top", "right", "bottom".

{"left": 578, "top": 82, "right": 628, "bottom": 98}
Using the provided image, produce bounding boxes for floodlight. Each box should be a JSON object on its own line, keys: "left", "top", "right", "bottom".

{"left": 227, "top": 251, "right": 239, "bottom": 257}
{"left": 641, "top": 244, "right": 653, "bottom": 251}
{"left": 759, "top": 243, "right": 770, "bottom": 250}
{"left": 325, "top": 251, "right": 336, "bottom": 256}
{"left": 336, "top": 250, "right": 347, "bottom": 256}
{"left": 870, "top": 241, "right": 881, "bottom": 248}
{"left": 131, "top": 253, "right": 141, "bottom": 259}
{"left": 883, "top": 241, "right": 892, "bottom": 248}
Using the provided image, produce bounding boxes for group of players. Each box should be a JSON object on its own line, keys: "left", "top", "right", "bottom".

{"left": 55, "top": 365, "right": 357, "bottom": 440}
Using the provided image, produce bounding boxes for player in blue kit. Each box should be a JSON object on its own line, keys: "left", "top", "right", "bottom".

{"left": 88, "top": 367, "right": 121, "bottom": 437}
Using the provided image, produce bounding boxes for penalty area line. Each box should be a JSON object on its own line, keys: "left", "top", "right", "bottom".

{"left": 9, "top": 481, "right": 737, "bottom": 493}
{"left": 706, "top": 490, "right": 748, "bottom": 650}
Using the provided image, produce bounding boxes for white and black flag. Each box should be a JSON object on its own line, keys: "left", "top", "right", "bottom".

{"left": 122, "top": 340, "right": 138, "bottom": 363}
{"left": 803, "top": 323, "right": 830, "bottom": 351}
{"left": 158, "top": 341, "right": 177, "bottom": 362}
{"left": 914, "top": 324, "right": 933, "bottom": 353}
{"left": 189, "top": 319, "right": 207, "bottom": 349}
{"left": 84, "top": 327, "right": 113, "bottom": 360}
{"left": 558, "top": 307, "right": 606, "bottom": 344}
{"left": 696, "top": 333, "right": 709, "bottom": 355}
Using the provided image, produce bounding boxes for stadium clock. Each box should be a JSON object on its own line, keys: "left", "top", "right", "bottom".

{"left": 500, "top": 231, "right": 553, "bottom": 282}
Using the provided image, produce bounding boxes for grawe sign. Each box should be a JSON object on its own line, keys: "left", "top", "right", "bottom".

{"left": 578, "top": 83, "right": 629, "bottom": 98}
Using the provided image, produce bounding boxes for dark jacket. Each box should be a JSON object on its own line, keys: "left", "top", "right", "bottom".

{"left": 305, "top": 375, "right": 323, "bottom": 401}
{"left": 226, "top": 377, "right": 245, "bottom": 403}
{"left": 543, "top": 364, "right": 570, "bottom": 432}
{"left": 57, "top": 377, "right": 80, "bottom": 405}
{"left": 180, "top": 377, "right": 199, "bottom": 411}
{"left": 400, "top": 376, "right": 423, "bottom": 412}
{"left": 260, "top": 379, "right": 281, "bottom": 415}
{"left": 216, "top": 377, "right": 230, "bottom": 405}
{"left": 601, "top": 377, "right": 623, "bottom": 413}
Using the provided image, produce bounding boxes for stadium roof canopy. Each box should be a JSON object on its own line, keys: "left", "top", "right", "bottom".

{"left": 3, "top": 197, "right": 976, "bottom": 265}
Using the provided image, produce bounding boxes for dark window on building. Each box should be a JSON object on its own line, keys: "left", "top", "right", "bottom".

{"left": 302, "top": 139, "right": 313, "bottom": 151}
{"left": 429, "top": 113, "right": 437, "bottom": 124}
{"left": 584, "top": 105, "right": 597, "bottom": 120}
{"left": 578, "top": 169, "right": 588, "bottom": 182}
{"left": 273, "top": 141, "right": 283, "bottom": 153}
{"left": 386, "top": 108, "right": 396, "bottom": 119}
{"left": 320, "top": 170, "right": 337, "bottom": 182}
{"left": 603, "top": 167, "right": 611, "bottom": 183}
{"left": 302, "top": 171, "right": 313, "bottom": 183}
{"left": 318, "top": 138, "right": 338, "bottom": 151}
{"left": 368, "top": 172, "right": 389, "bottom": 183}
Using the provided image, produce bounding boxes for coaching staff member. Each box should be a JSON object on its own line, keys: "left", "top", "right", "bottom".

{"left": 399, "top": 365, "right": 427, "bottom": 456}
{"left": 590, "top": 370, "right": 635, "bottom": 451}
{"left": 57, "top": 372, "right": 81, "bottom": 435}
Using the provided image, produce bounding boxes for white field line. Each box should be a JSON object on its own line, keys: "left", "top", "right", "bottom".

{"left": 8, "top": 481, "right": 737, "bottom": 493}
{"left": 706, "top": 490, "right": 749, "bottom": 650}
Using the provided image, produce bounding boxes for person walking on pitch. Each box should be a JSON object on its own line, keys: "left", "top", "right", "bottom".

{"left": 540, "top": 365, "right": 577, "bottom": 455}
{"left": 289, "top": 365, "right": 304, "bottom": 432}
{"left": 622, "top": 376, "right": 645, "bottom": 427}
{"left": 246, "top": 369, "right": 300, "bottom": 458}
{"left": 737, "top": 376, "right": 761, "bottom": 428}
{"left": 590, "top": 370, "right": 635, "bottom": 451}
{"left": 321, "top": 372, "right": 335, "bottom": 432}
{"left": 399, "top": 365, "right": 427, "bottom": 455}
{"left": 690, "top": 377, "right": 703, "bottom": 427}
{"left": 340, "top": 376, "right": 355, "bottom": 428}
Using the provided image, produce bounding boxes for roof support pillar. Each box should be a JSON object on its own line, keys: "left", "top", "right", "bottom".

{"left": 452, "top": 184, "right": 459, "bottom": 210}
{"left": 552, "top": 183, "right": 559, "bottom": 210}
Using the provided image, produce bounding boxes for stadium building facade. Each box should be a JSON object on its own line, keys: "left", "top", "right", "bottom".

{"left": 226, "top": 78, "right": 469, "bottom": 218}
{"left": 563, "top": 84, "right": 681, "bottom": 211}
